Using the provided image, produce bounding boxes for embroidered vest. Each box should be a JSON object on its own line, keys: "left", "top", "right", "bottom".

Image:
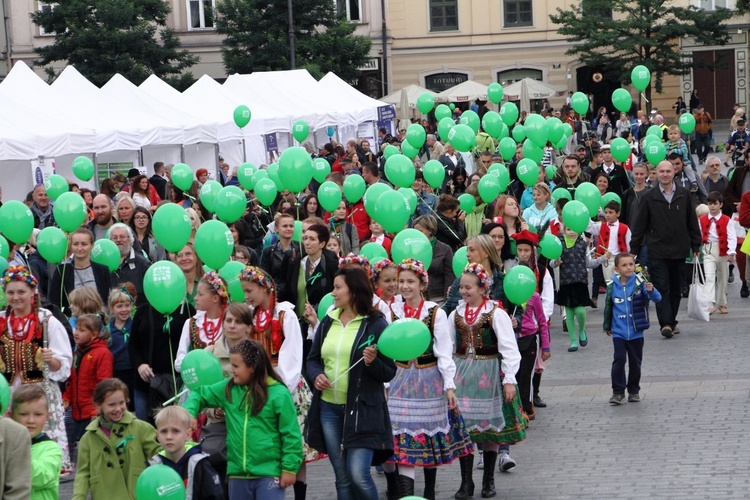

{"left": 395, "top": 306, "right": 438, "bottom": 369}
{"left": 596, "top": 222, "right": 629, "bottom": 257}
{"left": 0, "top": 321, "right": 44, "bottom": 384}
{"left": 189, "top": 316, "right": 221, "bottom": 351}
{"left": 250, "top": 310, "right": 286, "bottom": 366}
{"left": 700, "top": 214, "right": 730, "bottom": 256}
{"left": 454, "top": 305, "right": 500, "bottom": 359}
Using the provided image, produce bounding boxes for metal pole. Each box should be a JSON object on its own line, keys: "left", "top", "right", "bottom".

{"left": 288, "top": 0, "right": 296, "bottom": 69}
{"left": 380, "top": 0, "right": 388, "bottom": 96}
{"left": 1, "top": 0, "right": 11, "bottom": 75}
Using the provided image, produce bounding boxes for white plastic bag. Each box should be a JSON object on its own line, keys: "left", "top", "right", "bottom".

{"left": 687, "top": 261, "right": 711, "bottom": 322}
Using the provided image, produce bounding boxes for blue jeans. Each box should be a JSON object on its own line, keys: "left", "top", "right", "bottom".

{"left": 319, "top": 401, "right": 379, "bottom": 500}
{"left": 134, "top": 389, "right": 151, "bottom": 423}
{"left": 228, "top": 477, "right": 285, "bottom": 500}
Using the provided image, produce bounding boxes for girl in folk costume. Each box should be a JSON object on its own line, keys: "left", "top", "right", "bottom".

{"left": 372, "top": 259, "right": 397, "bottom": 312}
{"left": 337, "top": 254, "right": 392, "bottom": 319}
{"left": 240, "top": 265, "right": 317, "bottom": 500}
{"left": 447, "top": 263, "right": 526, "bottom": 500}
{"left": 175, "top": 271, "right": 229, "bottom": 371}
{"left": 382, "top": 259, "right": 473, "bottom": 500}
{"left": 0, "top": 265, "right": 74, "bottom": 472}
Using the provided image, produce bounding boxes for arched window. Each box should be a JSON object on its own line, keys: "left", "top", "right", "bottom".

{"left": 496, "top": 69, "right": 543, "bottom": 86}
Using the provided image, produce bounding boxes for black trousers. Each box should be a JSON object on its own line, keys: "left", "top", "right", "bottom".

{"left": 648, "top": 257, "right": 684, "bottom": 328}
{"left": 516, "top": 334, "right": 538, "bottom": 413}
{"left": 611, "top": 337, "right": 644, "bottom": 395}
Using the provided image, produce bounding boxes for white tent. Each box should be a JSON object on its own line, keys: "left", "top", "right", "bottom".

{"left": 381, "top": 84, "right": 437, "bottom": 109}
{"left": 317, "top": 73, "right": 386, "bottom": 143}
{"left": 436, "top": 81, "right": 489, "bottom": 103}
{"left": 502, "top": 78, "right": 563, "bottom": 113}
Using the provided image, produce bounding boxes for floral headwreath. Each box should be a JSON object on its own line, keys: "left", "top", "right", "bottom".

{"left": 371, "top": 259, "right": 395, "bottom": 283}
{"left": 2, "top": 265, "right": 39, "bottom": 292}
{"left": 201, "top": 271, "right": 229, "bottom": 301}
{"left": 239, "top": 266, "right": 276, "bottom": 295}
{"left": 339, "top": 253, "right": 373, "bottom": 279}
{"left": 464, "top": 262, "right": 493, "bottom": 295}
{"left": 396, "top": 258, "right": 429, "bottom": 290}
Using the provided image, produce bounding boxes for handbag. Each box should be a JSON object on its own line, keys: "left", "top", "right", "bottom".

{"left": 687, "top": 261, "right": 711, "bottom": 322}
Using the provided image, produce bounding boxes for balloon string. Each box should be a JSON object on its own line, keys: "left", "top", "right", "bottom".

{"left": 640, "top": 92, "right": 650, "bottom": 104}
{"left": 330, "top": 356, "right": 365, "bottom": 385}
{"left": 162, "top": 388, "right": 189, "bottom": 407}
{"left": 414, "top": 192, "right": 464, "bottom": 243}
{"left": 165, "top": 314, "right": 179, "bottom": 404}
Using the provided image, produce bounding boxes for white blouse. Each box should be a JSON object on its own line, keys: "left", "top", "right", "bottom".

{"left": 175, "top": 310, "right": 223, "bottom": 372}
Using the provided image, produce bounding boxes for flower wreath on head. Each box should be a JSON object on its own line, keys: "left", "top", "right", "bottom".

{"left": 464, "top": 262, "right": 493, "bottom": 296}
{"left": 339, "top": 253, "right": 373, "bottom": 280}
{"left": 202, "top": 271, "right": 229, "bottom": 302}
{"left": 2, "top": 265, "right": 39, "bottom": 291}
{"left": 371, "top": 259, "right": 395, "bottom": 284}
{"left": 239, "top": 266, "right": 282, "bottom": 349}
{"left": 239, "top": 266, "right": 276, "bottom": 296}
{"left": 396, "top": 258, "right": 429, "bottom": 290}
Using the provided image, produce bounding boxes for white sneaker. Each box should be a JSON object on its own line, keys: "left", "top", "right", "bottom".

{"left": 498, "top": 452, "right": 516, "bottom": 472}
{"left": 476, "top": 451, "right": 484, "bottom": 469}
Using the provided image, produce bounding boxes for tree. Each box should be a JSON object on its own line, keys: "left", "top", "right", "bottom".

{"left": 550, "top": 0, "right": 733, "bottom": 103}
{"left": 32, "top": 0, "right": 198, "bottom": 89}
{"left": 216, "top": 0, "right": 371, "bottom": 82}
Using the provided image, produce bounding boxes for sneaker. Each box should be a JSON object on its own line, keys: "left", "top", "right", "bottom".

{"left": 59, "top": 469, "right": 75, "bottom": 483}
{"left": 579, "top": 330, "right": 588, "bottom": 347}
{"left": 498, "top": 452, "right": 516, "bottom": 472}
{"left": 741, "top": 283, "right": 750, "bottom": 298}
{"left": 476, "top": 451, "right": 484, "bottom": 470}
{"left": 609, "top": 394, "right": 626, "bottom": 405}
{"left": 628, "top": 393, "right": 640, "bottom": 403}
{"left": 661, "top": 326, "right": 673, "bottom": 338}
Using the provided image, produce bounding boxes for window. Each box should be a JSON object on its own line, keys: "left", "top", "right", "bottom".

{"left": 698, "top": 0, "right": 733, "bottom": 9}
{"left": 429, "top": 0, "right": 458, "bottom": 32}
{"left": 336, "top": 0, "right": 362, "bottom": 22}
{"left": 187, "top": 0, "right": 215, "bottom": 30}
{"left": 38, "top": 2, "right": 56, "bottom": 36}
{"left": 496, "top": 69, "right": 542, "bottom": 87}
{"left": 503, "top": 0, "right": 532, "bottom": 27}
{"left": 424, "top": 72, "right": 468, "bottom": 92}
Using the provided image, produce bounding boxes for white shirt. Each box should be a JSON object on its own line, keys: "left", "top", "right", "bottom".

{"left": 706, "top": 214, "right": 737, "bottom": 255}
{"left": 604, "top": 221, "right": 632, "bottom": 255}
{"left": 175, "top": 311, "right": 222, "bottom": 372}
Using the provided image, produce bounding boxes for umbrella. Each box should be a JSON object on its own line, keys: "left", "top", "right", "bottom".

{"left": 436, "top": 81, "right": 489, "bottom": 103}
{"left": 503, "top": 78, "right": 563, "bottom": 113}
{"left": 398, "top": 88, "right": 411, "bottom": 132}
{"left": 381, "top": 84, "right": 437, "bottom": 109}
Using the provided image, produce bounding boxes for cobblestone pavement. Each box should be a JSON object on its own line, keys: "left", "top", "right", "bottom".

{"left": 61, "top": 277, "right": 750, "bottom": 499}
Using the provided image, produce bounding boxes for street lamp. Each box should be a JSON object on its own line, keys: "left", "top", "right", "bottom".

{"left": 288, "top": 0, "right": 296, "bottom": 69}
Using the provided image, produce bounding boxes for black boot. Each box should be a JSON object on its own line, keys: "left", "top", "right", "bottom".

{"left": 293, "top": 481, "right": 307, "bottom": 500}
{"left": 423, "top": 467, "right": 437, "bottom": 500}
{"left": 454, "top": 454, "right": 475, "bottom": 499}
{"left": 384, "top": 471, "right": 400, "bottom": 500}
{"left": 481, "top": 451, "right": 497, "bottom": 498}
{"left": 398, "top": 475, "right": 414, "bottom": 497}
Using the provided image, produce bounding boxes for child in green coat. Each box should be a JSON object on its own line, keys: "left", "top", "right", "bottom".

{"left": 72, "top": 378, "right": 161, "bottom": 500}
{"left": 184, "top": 339, "right": 303, "bottom": 500}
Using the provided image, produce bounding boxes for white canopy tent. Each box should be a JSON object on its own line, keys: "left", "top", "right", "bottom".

{"left": 317, "top": 73, "right": 385, "bottom": 145}
{"left": 436, "top": 81, "right": 489, "bottom": 103}
{"left": 381, "top": 84, "right": 437, "bottom": 109}
{"left": 502, "top": 78, "right": 563, "bottom": 113}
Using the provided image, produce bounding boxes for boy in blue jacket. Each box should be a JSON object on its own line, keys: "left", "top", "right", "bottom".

{"left": 603, "top": 253, "right": 662, "bottom": 405}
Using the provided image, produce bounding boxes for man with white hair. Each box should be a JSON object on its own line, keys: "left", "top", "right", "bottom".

{"left": 427, "top": 134, "right": 445, "bottom": 160}
{"left": 109, "top": 223, "right": 150, "bottom": 305}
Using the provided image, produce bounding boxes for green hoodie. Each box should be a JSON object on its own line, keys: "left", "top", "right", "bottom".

{"left": 183, "top": 377, "right": 303, "bottom": 478}
{"left": 31, "top": 436, "right": 61, "bottom": 500}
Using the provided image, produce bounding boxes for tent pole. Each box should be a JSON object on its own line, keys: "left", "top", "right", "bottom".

{"left": 288, "top": 0, "right": 296, "bottom": 69}
{"left": 242, "top": 138, "right": 247, "bottom": 162}
{"left": 180, "top": 145, "right": 185, "bottom": 163}
{"left": 138, "top": 148, "right": 144, "bottom": 168}
{"left": 380, "top": 0, "right": 388, "bottom": 96}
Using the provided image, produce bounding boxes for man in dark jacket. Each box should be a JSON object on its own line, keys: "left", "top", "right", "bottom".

{"left": 630, "top": 160, "right": 702, "bottom": 339}
{"left": 149, "top": 162, "right": 169, "bottom": 201}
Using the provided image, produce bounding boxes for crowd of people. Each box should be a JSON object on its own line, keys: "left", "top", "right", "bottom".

{"left": 0, "top": 95, "right": 747, "bottom": 500}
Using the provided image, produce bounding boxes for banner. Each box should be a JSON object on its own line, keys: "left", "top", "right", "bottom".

{"left": 31, "top": 157, "right": 55, "bottom": 186}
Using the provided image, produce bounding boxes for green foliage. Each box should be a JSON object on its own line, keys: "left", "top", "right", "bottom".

{"left": 216, "top": 0, "right": 371, "bottom": 81}
{"left": 550, "top": 0, "right": 732, "bottom": 101}
{"left": 32, "top": 0, "right": 198, "bottom": 87}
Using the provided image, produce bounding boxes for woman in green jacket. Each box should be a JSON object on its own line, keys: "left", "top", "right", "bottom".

{"left": 184, "top": 338, "right": 303, "bottom": 500}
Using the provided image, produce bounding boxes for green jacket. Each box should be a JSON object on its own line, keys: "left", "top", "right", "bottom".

{"left": 31, "top": 436, "right": 61, "bottom": 500}
{"left": 184, "top": 377, "right": 303, "bottom": 478}
{"left": 72, "top": 411, "right": 161, "bottom": 500}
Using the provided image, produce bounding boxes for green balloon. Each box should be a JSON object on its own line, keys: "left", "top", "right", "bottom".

{"left": 392, "top": 228, "right": 432, "bottom": 267}
{"left": 343, "top": 174, "right": 366, "bottom": 203}
{"left": 512, "top": 124, "right": 526, "bottom": 143}
{"left": 152, "top": 203, "right": 192, "bottom": 253}
{"left": 601, "top": 192, "right": 622, "bottom": 210}
{"left": 478, "top": 175, "right": 501, "bottom": 204}
{"left": 0, "top": 236, "right": 7, "bottom": 259}
{"left": 517, "top": 158, "right": 540, "bottom": 186}
{"left": 398, "top": 187, "right": 418, "bottom": 215}
{"left": 610, "top": 138, "right": 631, "bottom": 163}
{"left": 43, "top": 174, "right": 68, "bottom": 201}
{"left": 363, "top": 182, "right": 392, "bottom": 218}
{"left": 424, "top": 160, "right": 445, "bottom": 189}
{"left": 552, "top": 187, "right": 572, "bottom": 201}
{"left": 383, "top": 145, "right": 400, "bottom": 160}
{"left": 554, "top": 136, "right": 568, "bottom": 150}
{"left": 503, "top": 265, "right": 537, "bottom": 305}
{"left": 90, "top": 239, "right": 120, "bottom": 272}
{"left": 279, "top": 147, "right": 313, "bottom": 193}
{"left": 538, "top": 233, "right": 563, "bottom": 260}
{"left": 233, "top": 104, "right": 252, "bottom": 128}
{"left": 524, "top": 114, "right": 549, "bottom": 149}
{"left": 437, "top": 117, "right": 455, "bottom": 142}
{"left": 574, "top": 182, "right": 601, "bottom": 216}
{"left": 0, "top": 201, "right": 33, "bottom": 244}
{"left": 136, "top": 464, "right": 186, "bottom": 500}
{"left": 171, "top": 163, "right": 194, "bottom": 192}
{"left": 406, "top": 123, "right": 427, "bottom": 150}
{"left": 459, "top": 110, "right": 481, "bottom": 134}
{"left": 612, "top": 88, "right": 632, "bottom": 113}
{"left": 215, "top": 185, "right": 247, "bottom": 223}
{"left": 522, "top": 139, "right": 544, "bottom": 164}
{"left": 458, "top": 193, "right": 476, "bottom": 213}
{"left": 72, "top": 156, "right": 94, "bottom": 182}
{"left": 448, "top": 124, "right": 476, "bottom": 153}
{"left": 267, "top": 163, "right": 284, "bottom": 191}
{"left": 53, "top": 192, "right": 87, "bottom": 233}
{"left": 488, "top": 82, "right": 504, "bottom": 104}
{"left": 679, "top": 113, "right": 696, "bottom": 134}
{"left": 500, "top": 102, "right": 520, "bottom": 127}
{"left": 570, "top": 92, "right": 589, "bottom": 115}
{"left": 378, "top": 318, "right": 431, "bottom": 360}
{"left": 435, "top": 104, "right": 452, "bottom": 121}
{"left": 293, "top": 220, "right": 303, "bottom": 242}
{"left": 547, "top": 117, "right": 565, "bottom": 143}
{"left": 195, "top": 220, "right": 234, "bottom": 271}
{"left": 482, "top": 111, "right": 504, "bottom": 139}
{"left": 645, "top": 141, "right": 667, "bottom": 165}
{"left": 487, "top": 164, "right": 510, "bottom": 192}
{"left": 318, "top": 181, "right": 343, "bottom": 212}
{"left": 647, "top": 126, "right": 662, "bottom": 138}
{"left": 199, "top": 180, "right": 223, "bottom": 213}
{"left": 237, "top": 163, "right": 256, "bottom": 190}
{"left": 218, "top": 260, "right": 245, "bottom": 302}
{"left": 317, "top": 292, "right": 335, "bottom": 320}
{"left": 449, "top": 103, "right": 456, "bottom": 111}
{"left": 452, "top": 246, "right": 468, "bottom": 277}
{"left": 0, "top": 258, "right": 8, "bottom": 276}
{"left": 361, "top": 242, "right": 388, "bottom": 262}
{"left": 400, "top": 140, "right": 419, "bottom": 160}
{"left": 374, "top": 190, "right": 411, "bottom": 233}
{"left": 312, "top": 158, "right": 331, "bottom": 183}
{"left": 292, "top": 120, "right": 310, "bottom": 143}
{"left": 499, "top": 137, "right": 517, "bottom": 161}
{"left": 417, "top": 93, "right": 435, "bottom": 114}
{"left": 385, "top": 154, "right": 415, "bottom": 188}
{"left": 36, "top": 227, "right": 68, "bottom": 265}
{"left": 545, "top": 165, "right": 557, "bottom": 180}
{"left": 181, "top": 349, "right": 225, "bottom": 389}
{"left": 0, "top": 376, "right": 9, "bottom": 415}
{"left": 631, "top": 65, "right": 651, "bottom": 92}
{"left": 250, "top": 169, "right": 269, "bottom": 191}
{"left": 562, "top": 200, "right": 591, "bottom": 234}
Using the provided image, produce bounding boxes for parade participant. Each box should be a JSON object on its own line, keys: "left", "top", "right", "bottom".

{"left": 699, "top": 192, "right": 736, "bottom": 314}
{"left": 522, "top": 183, "right": 558, "bottom": 230}
{"left": 372, "top": 259, "right": 397, "bottom": 310}
{"left": 447, "top": 263, "right": 525, "bottom": 499}
{"left": 108, "top": 284, "right": 136, "bottom": 408}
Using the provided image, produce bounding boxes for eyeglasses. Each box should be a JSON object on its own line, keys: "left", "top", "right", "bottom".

{"left": 133, "top": 216, "right": 149, "bottom": 221}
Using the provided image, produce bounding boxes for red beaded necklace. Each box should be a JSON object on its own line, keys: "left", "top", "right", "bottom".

{"left": 254, "top": 296, "right": 276, "bottom": 333}
{"left": 464, "top": 298, "right": 487, "bottom": 325}
{"left": 403, "top": 299, "right": 424, "bottom": 319}
{"left": 202, "top": 308, "right": 225, "bottom": 345}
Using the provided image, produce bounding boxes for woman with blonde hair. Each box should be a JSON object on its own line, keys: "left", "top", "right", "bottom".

{"left": 185, "top": 207, "right": 202, "bottom": 237}
{"left": 114, "top": 192, "right": 137, "bottom": 226}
